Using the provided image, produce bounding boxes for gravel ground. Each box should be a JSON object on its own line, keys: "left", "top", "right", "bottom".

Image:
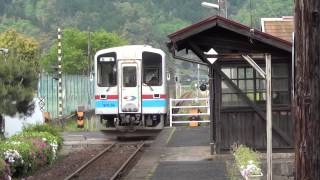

{"left": 25, "top": 144, "right": 141, "bottom": 180}
{"left": 26, "top": 147, "right": 104, "bottom": 180}
{"left": 74, "top": 144, "right": 140, "bottom": 180}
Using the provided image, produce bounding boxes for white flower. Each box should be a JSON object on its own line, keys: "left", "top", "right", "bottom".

{"left": 42, "top": 138, "right": 47, "bottom": 142}
{"left": 3, "top": 149, "right": 23, "bottom": 164}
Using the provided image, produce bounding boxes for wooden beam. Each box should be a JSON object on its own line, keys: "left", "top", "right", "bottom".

{"left": 188, "top": 42, "right": 293, "bottom": 146}
{"left": 214, "top": 62, "right": 222, "bottom": 154}
{"left": 206, "top": 53, "right": 265, "bottom": 59}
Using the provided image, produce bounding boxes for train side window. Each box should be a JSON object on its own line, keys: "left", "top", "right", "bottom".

{"left": 142, "top": 52, "right": 162, "bottom": 86}
{"left": 97, "top": 53, "right": 117, "bottom": 87}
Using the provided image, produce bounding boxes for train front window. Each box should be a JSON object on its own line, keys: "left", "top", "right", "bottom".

{"left": 123, "top": 66, "right": 137, "bottom": 87}
{"left": 97, "top": 53, "right": 117, "bottom": 87}
{"left": 142, "top": 52, "right": 162, "bottom": 86}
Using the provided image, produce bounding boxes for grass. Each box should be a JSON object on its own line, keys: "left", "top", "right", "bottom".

{"left": 47, "top": 115, "right": 99, "bottom": 132}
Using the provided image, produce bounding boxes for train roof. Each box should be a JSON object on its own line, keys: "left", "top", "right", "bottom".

{"left": 95, "top": 45, "right": 165, "bottom": 60}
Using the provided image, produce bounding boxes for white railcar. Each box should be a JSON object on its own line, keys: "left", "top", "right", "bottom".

{"left": 94, "top": 45, "right": 167, "bottom": 131}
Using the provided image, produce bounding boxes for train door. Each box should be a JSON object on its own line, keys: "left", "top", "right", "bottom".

{"left": 119, "top": 61, "right": 141, "bottom": 114}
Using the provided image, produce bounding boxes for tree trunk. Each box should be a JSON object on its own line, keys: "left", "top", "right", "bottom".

{"left": 0, "top": 114, "right": 4, "bottom": 137}
{"left": 294, "top": 0, "right": 320, "bottom": 179}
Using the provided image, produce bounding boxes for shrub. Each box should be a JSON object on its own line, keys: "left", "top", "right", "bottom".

{"left": 11, "top": 131, "right": 61, "bottom": 159}
{"left": 22, "top": 123, "right": 61, "bottom": 138}
{"left": 22, "top": 123, "right": 63, "bottom": 150}
{"left": 0, "top": 159, "right": 11, "bottom": 180}
{"left": 0, "top": 126, "right": 63, "bottom": 177}
{"left": 0, "top": 139, "right": 33, "bottom": 176}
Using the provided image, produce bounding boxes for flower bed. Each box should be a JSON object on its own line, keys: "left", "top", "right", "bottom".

{"left": 0, "top": 123, "right": 63, "bottom": 179}
{"left": 232, "top": 145, "right": 263, "bottom": 180}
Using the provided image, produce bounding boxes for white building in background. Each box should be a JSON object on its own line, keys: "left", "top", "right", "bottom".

{"left": 4, "top": 98, "right": 44, "bottom": 137}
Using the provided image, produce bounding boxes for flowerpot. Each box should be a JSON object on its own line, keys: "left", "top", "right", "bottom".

{"left": 247, "top": 173, "right": 263, "bottom": 180}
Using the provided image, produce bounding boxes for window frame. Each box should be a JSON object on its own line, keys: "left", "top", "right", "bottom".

{"left": 97, "top": 53, "right": 117, "bottom": 87}
{"left": 221, "top": 63, "right": 290, "bottom": 107}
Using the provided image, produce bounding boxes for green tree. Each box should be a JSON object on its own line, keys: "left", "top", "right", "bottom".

{"left": 0, "top": 29, "right": 39, "bottom": 134}
{"left": 41, "top": 28, "right": 127, "bottom": 74}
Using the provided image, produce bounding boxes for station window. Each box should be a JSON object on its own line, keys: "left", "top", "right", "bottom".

{"left": 142, "top": 52, "right": 162, "bottom": 86}
{"left": 221, "top": 63, "right": 289, "bottom": 107}
{"left": 97, "top": 53, "right": 117, "bottom": 87}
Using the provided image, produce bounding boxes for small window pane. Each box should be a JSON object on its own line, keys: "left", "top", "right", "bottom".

{"left": 246, "top": 68, "right": 253, "bottom": 78}
{"left": 123, "top": 66, "right": 136, "bottom": 87}
{"left": 246, "top": 92, "right": 254, "bottom": 101}
{"left": 222, "top": 68, "right": 231, "bottom": 78}
{"left": 231, "top": 68, "right": 237, "bottom": 79}
{"left": 256, "top": 79, "right": 265, "bottom": 90}
{"left": 222, "top": 81, "right": 228, "bottom": 90}
{"left": 272, "top": 79, "right": 288, "bottom": 91}
{"left": 246, "top": 79, "right": 254, "bottom": 91}
{"left": 256, "top": 92, "right": 266, "bottom": 101}
{"left": 272, "top": 64, "right": 288, "bottom": 77}
{"left": 273, "top": 92, "right": 289, "bottom": 104}
{"left": 238, "top": 80, "right": 245, "bottom": 90}
{"left": 238, "top": 68, "right": 245, "bottom": 79}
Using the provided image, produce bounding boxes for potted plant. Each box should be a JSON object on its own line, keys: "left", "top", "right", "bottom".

{"left": 232, "top": 145, "right": 263, "bottom": 180}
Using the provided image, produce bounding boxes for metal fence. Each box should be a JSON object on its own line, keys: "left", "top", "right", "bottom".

{"left": 38, "top": 73, "right": 95, "bottom": 118}
{"left": 169, "top": 98, "right": 210, "bottom": 127}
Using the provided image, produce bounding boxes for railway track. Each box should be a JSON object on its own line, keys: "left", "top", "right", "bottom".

{"left": 65, "top": 142, "right": 145, "bottom": 180}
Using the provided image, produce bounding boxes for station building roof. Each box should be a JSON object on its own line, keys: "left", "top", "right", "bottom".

{"left": 167, "top": 16, "right": 292, "bottom": 56}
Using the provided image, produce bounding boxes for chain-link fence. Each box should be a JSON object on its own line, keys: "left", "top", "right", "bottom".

{"left": 38, "top": 73, "right": 95, "bottom": 119}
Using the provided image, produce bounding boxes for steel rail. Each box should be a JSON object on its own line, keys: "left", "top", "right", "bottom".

{"left": 64, "top": 143, "right": 116, "bottom": 180}
{"left": 110, "top": 142, "right": 145, "bottom": 180}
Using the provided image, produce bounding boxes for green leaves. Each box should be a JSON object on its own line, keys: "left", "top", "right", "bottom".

{"left": 41, "top": 28, "right": 127, "bottom": 74}
{"left": 0, "top": 29, "right": 39, "bottom": 116}
{"left": 231, "top": 0, "right": 294, "bottom": 28}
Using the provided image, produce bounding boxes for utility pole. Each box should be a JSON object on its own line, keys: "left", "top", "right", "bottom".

{"left": 57, "top": 28, "right": 63, "bottom": 123}
{"left": 294, "top": 0, "right": 320, "bottom": 179}
{"left": 218, "top": 0, "right": 227, "bottom": 18}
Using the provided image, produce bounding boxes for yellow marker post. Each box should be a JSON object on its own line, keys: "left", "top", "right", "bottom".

{"left": 189, "top": 109, "right": 199, "bottom": 127}
{"left": 77, "top": 111, "right": 84, "bottom": 128}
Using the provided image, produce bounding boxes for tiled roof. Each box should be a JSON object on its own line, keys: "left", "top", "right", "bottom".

{"left": 261, "top": 17, "right": 294, "bottom": 42}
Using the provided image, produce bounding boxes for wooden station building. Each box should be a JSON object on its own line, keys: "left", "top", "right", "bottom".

{"left": 166, "top": 16, "right": 293, "bottom": 153}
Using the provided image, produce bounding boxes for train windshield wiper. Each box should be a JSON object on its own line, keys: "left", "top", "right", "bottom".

{"left": 143, "top": 83, "right": 153, "bottom": 91}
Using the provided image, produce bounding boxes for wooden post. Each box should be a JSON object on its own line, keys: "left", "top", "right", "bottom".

{"left": 294, "top": 0, "right": 320, "bottom": 179}
{"left": 209, "top": 65, "right": 216, "bottom": 154}
{"left": 266, "top": 54, "right": 272, "bottom": 180}
{"left": 214, "top": 62, "right": 221, "bottom": 154}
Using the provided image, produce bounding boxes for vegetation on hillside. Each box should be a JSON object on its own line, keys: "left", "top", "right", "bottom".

{"left": 0, "top": 0, "right": 294, "bottom": 81}
{"left": 0, "top": 0, "right": 294, "bottom": 49}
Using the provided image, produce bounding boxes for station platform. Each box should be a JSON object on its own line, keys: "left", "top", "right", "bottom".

{"left": 125, "top": 126, "right": 229, "bottom": 180}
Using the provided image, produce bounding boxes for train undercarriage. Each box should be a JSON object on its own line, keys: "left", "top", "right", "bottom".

{"left": 99, "top": 113, "right": 165, "bottom": 131}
